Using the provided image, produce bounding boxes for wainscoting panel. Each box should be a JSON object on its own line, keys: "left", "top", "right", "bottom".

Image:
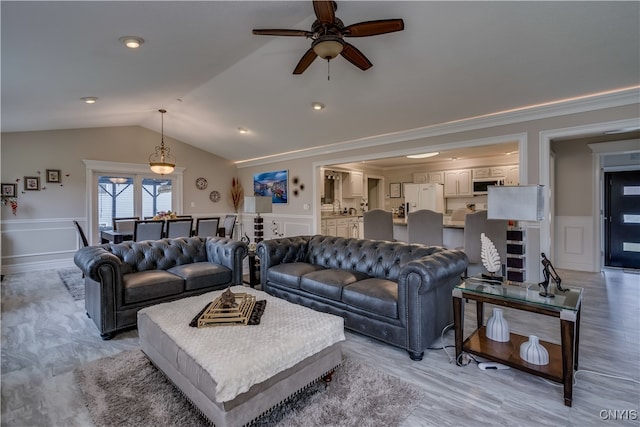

{"left": 554, "top": 216, "right": 596, "bottom": 272}
{"left": 1, "top": 218, "right": 81, "bottom": 274}
{"left": 240, "top": 215, "right": 313, "bottom": 243}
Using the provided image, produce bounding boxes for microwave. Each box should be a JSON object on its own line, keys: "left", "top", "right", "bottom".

{"left": 473, "top": 177, "right": 504, "bottom": 195}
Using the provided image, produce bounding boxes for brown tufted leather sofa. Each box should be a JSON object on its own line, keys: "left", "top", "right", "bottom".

{"left": 257, "top": 235, "right": 467, "bottom": 360}
{"left": 74, "top": 236, "right": 247, "bottom": 339}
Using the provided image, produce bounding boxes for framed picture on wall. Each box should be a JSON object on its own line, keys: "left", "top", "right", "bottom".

{"left": 2, "top": 183, "right": 17, "bottom": 197}
{"left": 46, "top": 169, "right": 61, "bottom": 183}
{"left": 390, "top": 182, "right": 401, "bottom": 198}
{"left": 253, "top": 170, "right": 288, "bottom": 204}
{"left": 24, "top": 176, "right": 40, "bottom": 191}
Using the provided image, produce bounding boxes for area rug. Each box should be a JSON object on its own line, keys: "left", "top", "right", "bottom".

{"left": 75, "top": 349, "right": 425, "bottom": 427}
{"left": 57, "top": 267, "right": 85, "bottom": 301}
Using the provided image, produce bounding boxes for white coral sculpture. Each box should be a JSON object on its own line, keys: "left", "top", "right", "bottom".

{"left": 480, "top": 233, "right": 501, "bottom": 274}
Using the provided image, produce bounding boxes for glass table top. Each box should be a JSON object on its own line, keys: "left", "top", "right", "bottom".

{"left": 456, "top": 276, "right": 582, "bottom": 312}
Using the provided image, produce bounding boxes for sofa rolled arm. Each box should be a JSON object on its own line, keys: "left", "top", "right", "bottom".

{"left": 205, "top": 237, "right": 248, "bottom": 285}
{"left": 74, "top": 245, "right": 123, "bottom": 283}
{"left": 256, "top": 236, "right": 311, "bottom": 269}
{"left": 399, "top": 249, "right": 468, "bottom": 295}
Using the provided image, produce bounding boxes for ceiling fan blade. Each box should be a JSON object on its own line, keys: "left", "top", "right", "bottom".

{"left": 252, "top": 29, "right": 312, "bottom": 37}
{"left": 340, "top": 43, "right": 372, "bottom": 70}
{"left": 343, "top": 19, "right": 405, "bottom": 37}
{"left": 293, "top": 48, "right": 318, "bottom": 74}
{"left": 313, "top": 0, "right": 336, "bottom": 25}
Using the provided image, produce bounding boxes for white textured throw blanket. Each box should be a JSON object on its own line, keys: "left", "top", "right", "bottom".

{"left": 139, "top": 287, "right": 345, "bottom": 402}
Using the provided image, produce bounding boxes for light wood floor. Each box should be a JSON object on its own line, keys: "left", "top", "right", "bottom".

{"left": 1, "top": 268, "right": 638, "bottom": 426}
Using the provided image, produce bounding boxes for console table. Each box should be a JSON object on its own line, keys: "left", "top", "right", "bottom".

{"left": 452, "top": 277, "right": 582, "bottom": 407}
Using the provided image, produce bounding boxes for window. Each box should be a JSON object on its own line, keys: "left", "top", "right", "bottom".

{"left": 84, "top": 160, "right": 184, "bottom": 242}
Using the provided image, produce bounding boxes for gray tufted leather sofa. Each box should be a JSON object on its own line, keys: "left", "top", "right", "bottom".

{"left": 74, "top": 236, "right": 247, "bottom": 339}
{"left": 257, "top": 235, "right": 468, "bottom": 360}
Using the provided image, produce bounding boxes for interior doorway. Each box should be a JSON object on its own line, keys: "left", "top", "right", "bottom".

{"left": 604, "top": 170, "right": 640, "bottom": 269}
{"left": 367, "top": 176, "right": 383, "bottom": 210}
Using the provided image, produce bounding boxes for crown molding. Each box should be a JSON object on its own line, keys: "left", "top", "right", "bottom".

{"left": 236, "top": 86, "right": 639, "bottom": 168}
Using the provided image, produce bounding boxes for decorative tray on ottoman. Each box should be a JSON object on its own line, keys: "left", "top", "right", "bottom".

{"left": 197, "top": 292, "right": 256, "bottom": 327}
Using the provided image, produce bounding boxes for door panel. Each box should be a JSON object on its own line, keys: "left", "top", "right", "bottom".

{"left": 605, "top": 171, "right": 640, "bottom": 269}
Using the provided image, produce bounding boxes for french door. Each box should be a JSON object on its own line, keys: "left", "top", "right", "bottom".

{"left": 604, "top": 170, "right": 640, "bottom": 269}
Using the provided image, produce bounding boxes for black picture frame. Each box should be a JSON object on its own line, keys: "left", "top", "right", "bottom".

{"left": 46, "top": 169, "right": 61, "bottom": 183}
{"left": 24, "top": 176, "right": 40, "bottom": 191}
{"left": 2, "top": 183, "right": 17, "bottom": 197}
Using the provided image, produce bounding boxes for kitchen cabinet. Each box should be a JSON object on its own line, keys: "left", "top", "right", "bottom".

{"left": 505, "top": 166, "right": 520, "bottom": 186}
{"left": 414, "top": 171, "right": 444, "bottom": 184}
{"left": 342, "top": 171, "right": 364, "bottom": 198}
{"left": 336, "top": 218, "right": 350, "bottom": 238}
{"left": 473, "top": 167, "right": 510, "bottom": 178}
{"left": 324, "top": 219, "right": 337, "bottom": 236}
{"left": 444, "top": 169, "right": 472, "bottom": 197}
{"left": 428, "top": 171, "right": 445, "bottom": 184}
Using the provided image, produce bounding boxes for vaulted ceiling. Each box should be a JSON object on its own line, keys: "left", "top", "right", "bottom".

{"left": 2, "top": 1, "right": 638, "bottom": 164}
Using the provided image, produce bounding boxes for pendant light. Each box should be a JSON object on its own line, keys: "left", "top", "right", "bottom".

{"left": 149, "top": 109, "right": 176, "bottom": 175}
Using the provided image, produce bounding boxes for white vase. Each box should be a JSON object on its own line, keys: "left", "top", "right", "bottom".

{"left": 520, "top": 335, "right": 549, "bottom": 365}
{"left": 485, "top": 308, "right": 510, "bottom": 342}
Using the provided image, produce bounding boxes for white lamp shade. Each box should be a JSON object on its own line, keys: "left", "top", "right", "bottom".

{"left": 244, "top": 196, "right": 272, "bottom": 214}
{"left": 488, "top": 185, "right": 544, "bottom": 221}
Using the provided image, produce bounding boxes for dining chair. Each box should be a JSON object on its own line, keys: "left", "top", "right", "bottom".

{"left": 463, "top": 210, "right": 508, "bottom": 277}
{"left": 113, "top": 216, "right": 139, "bottom": 233}
{"left": 165, "top": 218, "right": 193, "bottom": 238}
{"left": 363, "top": 209, "right": 394, "bottom": 241}
{"left": 73, "top": 220, "right": 89, "bottom": 247}
{"left": 133, "top": 220, "right": 164, "bottom": 242}
{"left": 194, "top": 217, "right": 220, "bottom": 238}
{"left": 73, "top": 220, "right": 89, "bottom": 277}
{"left": 407, "top": 209, "right": 443, "bottom": 246}
{"left": 218, "top": 214, "right": 237, "bottom": 238}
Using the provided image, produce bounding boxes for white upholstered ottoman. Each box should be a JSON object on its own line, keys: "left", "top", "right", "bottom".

{"left": 138, "top": 286, "right": 345, "bottom": 427}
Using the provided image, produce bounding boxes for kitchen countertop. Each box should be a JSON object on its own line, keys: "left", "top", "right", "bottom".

{"left": 321, "top": 213, "right": 362, "bottom": 220}
{"left": 393, "top": 218, "right": 465, "bottom": 229}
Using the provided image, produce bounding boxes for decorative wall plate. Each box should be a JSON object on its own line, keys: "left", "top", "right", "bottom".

{"left": 195, "top": 177, "right": 208, "bottom": 190}
{"left": 209, "top": 190, "right": 221, "bottom": 203}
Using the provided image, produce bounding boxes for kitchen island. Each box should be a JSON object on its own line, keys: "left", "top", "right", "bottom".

{"left": 393, "top": 218, "right": 464, "bottom": 249}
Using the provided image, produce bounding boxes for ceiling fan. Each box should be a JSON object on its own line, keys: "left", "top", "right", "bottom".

{"left": 252, "top": 0, "right": 404, "bottom": 75}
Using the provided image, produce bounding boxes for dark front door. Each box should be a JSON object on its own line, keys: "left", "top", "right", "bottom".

{"left": 604, "top": 171, "right": 640, "bottom": 269}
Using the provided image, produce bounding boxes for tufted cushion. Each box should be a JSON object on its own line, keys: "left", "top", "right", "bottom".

{"left": 107, "top": 237, "right": 208, "bottom": 273}
{"left": 306, "top": 235, "right": 439, "bottom": 281}
{"left": 123, "top": 271, "right": 184, "bottom": 304}
{"left": 267, "top": 263, "right": 325, "bottom": 289}
{"left": 300, "top": 269, "right": 369, "bottom": 301}
{"left": 168, "top": 262, "right": 231, "bottom": 291}
{"left": 342, "top": 278, "right": 398, "bottom": 319}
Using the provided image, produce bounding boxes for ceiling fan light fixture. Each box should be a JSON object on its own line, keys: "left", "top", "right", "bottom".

{"left": 312, "top": 37, "right": 344, "bottom": 59}
{"left": 407, "top": 152, "right": 439, "bottom": 159}
{"left": 81, "top": 96, "right": 98, "bottom": 104}
{"left": 149, "top": 109, "right": 176, "bottom": 175}
{"left": 119, "top": 36, "right": 144, "bottom": 49}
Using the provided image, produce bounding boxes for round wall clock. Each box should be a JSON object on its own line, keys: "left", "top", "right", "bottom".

{"left": 209, "top": 190, "right": 221, "bottom": 203}
{"left": 195, "top": 177, "right": 208, "bottom": 190}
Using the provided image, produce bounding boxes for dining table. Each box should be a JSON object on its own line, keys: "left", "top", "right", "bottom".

{"left": 100, "top": 230, "right": 133, "bottom": 244}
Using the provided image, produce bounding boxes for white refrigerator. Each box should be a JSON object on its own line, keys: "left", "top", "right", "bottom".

{"left": 403, "top": 183, "right": 444, "bottom": 214}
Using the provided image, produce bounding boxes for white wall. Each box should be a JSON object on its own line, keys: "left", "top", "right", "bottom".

{"left": 1, "top": 126, "right": 238, "bottom": 273}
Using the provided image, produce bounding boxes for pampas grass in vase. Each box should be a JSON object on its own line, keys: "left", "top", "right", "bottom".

{"left": 230, "top": 177, "right": 244, "bottom": 213}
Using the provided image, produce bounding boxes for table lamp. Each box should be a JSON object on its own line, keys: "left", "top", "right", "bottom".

{"left": 244, "top": 196, "right": 272, "bottom": 243}
{"left": 488, "top": 185, "right": 544, "bottom": 286}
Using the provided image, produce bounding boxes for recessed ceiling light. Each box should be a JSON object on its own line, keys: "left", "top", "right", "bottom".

{"left": 81, "top": 96, "right": 98, "bottom": 104}
{"left": 406, "top": 152, "right": 439, "bottom": 159}
{"left": 119, "top": 36, "right": 144, "bottom": 49}
{"left": 237, "top": 127, "right": 249, "bottom": 134}
{"left": 312, "top": 102, "right": 325, "bottom": 111}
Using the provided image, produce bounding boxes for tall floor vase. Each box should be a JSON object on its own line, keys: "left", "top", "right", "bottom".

{"left": 485, "top": 307, "right": 510, "bottom": 342}
{"left": 520, "top": 335, "right": 549, "bottom": 365}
